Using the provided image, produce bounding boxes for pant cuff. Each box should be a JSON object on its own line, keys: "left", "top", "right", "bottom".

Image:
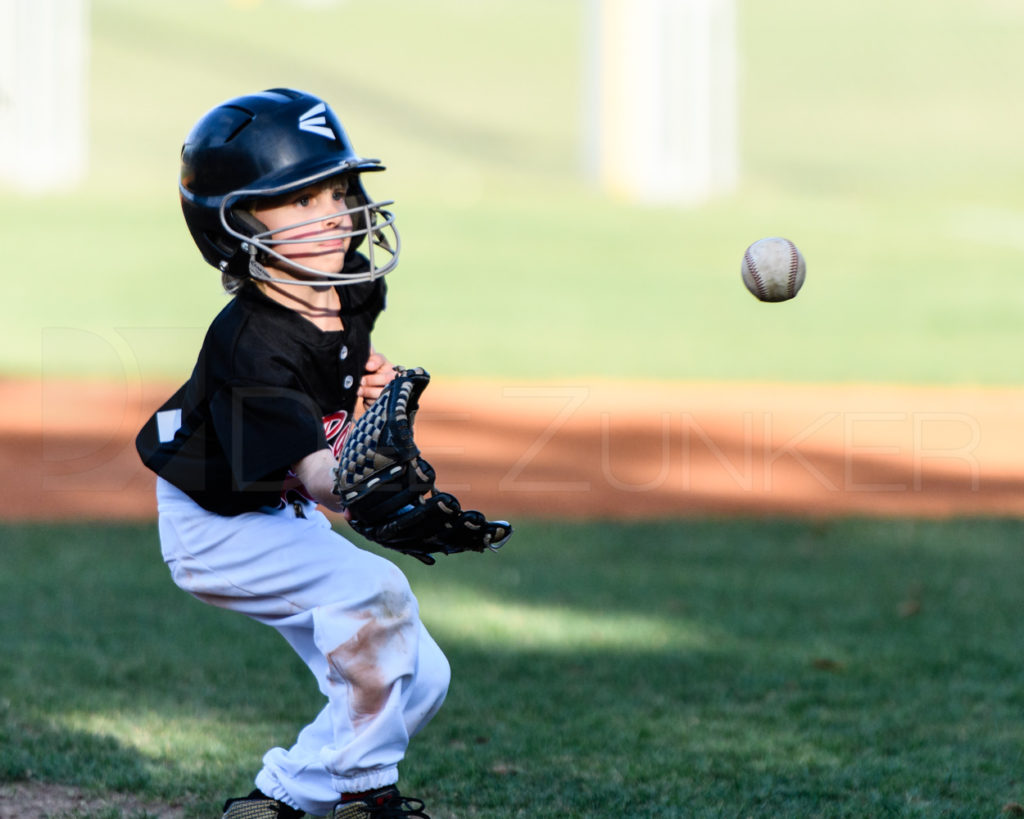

{"left": 253, "top": 771, "right": 304, "bottom": 812}
{"left": 331, "top": 766, "right": 399, "bottom": 795}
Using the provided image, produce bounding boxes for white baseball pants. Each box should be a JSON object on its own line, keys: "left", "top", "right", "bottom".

{"left": 155, "top": 478, "right": 450, "bottom": 816}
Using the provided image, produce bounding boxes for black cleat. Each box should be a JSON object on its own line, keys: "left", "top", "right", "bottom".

{"left": 329, "top": 786, "right": 430, "bottom": 818}
{"left": 222, "top": 789, "right": 305, "bottom": 819}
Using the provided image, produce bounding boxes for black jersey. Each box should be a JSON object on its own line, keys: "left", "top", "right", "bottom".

{"left": 136, "top": 276, "right": 386, "bottom": 516}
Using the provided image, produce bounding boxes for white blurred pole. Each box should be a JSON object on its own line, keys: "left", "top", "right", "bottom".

{"left": 584, "top": 0, "right": 737, "bottom": 205}
{"left": 0, "top": 0, "right": 89, "bottom": 192}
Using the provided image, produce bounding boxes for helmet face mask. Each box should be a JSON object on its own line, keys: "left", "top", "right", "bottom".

{"left": 223, "top": 171, "right": 399, "bottom": 285}
{"left": 179, "top": 88, "right": 400, "bottom": 286}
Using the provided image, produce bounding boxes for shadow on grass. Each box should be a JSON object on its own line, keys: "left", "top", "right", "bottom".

{"left": 2, "top": 519, "right": 1023, "bottom": 817}
{"left": 0, "top": 708, "right": 153, "bottom": 791}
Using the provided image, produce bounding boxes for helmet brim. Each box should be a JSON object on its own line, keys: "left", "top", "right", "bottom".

{"left": 181, "top": 156, "right": 384, "bottom": 212}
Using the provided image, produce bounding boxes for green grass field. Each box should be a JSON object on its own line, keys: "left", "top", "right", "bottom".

{"left": 2, "top": 0, "right": 1023, "bottom": 385}
{"left": 2, "top": 519, "right": 1023, "bottom": 817}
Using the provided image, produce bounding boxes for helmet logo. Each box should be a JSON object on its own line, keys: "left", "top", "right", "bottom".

{"left": 298, "top": 102, "right": 337, "bottom": 140}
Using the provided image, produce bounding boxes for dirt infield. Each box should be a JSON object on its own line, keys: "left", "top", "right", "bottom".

{"left": 0, "top": 783, "right": 183, "bottom": 819}
{"left": 4, "top": 377, "right": 1024, "bottom": 522}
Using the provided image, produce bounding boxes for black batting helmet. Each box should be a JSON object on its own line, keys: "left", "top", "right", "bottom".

{"left": 179, "top": 87, "right": 399, "bottom": 285}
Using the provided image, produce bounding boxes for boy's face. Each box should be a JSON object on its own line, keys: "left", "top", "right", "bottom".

{"left": 251, "top": 177, "right": 354, "bottom": 278}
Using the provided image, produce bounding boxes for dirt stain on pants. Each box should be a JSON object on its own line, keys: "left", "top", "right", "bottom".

{"left": 326, "top": 588, "right": 414, "bottom": 729}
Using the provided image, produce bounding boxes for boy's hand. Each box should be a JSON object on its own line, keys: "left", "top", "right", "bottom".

{"left": 358, "top": 350, "right": 396, "bottom": 407}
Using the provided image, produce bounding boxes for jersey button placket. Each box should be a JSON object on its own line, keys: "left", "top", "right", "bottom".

{"left": 337, "top": 344, "right": 355, "bottom": 393}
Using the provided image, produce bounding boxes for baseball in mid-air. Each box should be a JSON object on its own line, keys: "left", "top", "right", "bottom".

{"left": 741, "top": 237, "right": 806, "bottom": 302}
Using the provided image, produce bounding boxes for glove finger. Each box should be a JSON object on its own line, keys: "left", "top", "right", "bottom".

{"left": 419, "top": 508, "right": 509, "bottom": 555}
{"left": 353, "top": 515, "right": 438, "bottom": 565}
{"left": 372, "top": 492, "right": 459, "bottom": 544}
{"left": 409, "top": 457, "right": 437, "bottom": 494}
{"left": 429, "top": 491, "right": 462, "bottom": 517}
{"left": 459, "top": 510, "right": 486, "bottom": 530}
{"left": 344, "top": 457, "right": 439, "bottom": 525}
{"left": 483, "top": 519, "right": 514, "bottom": 549}
{"left": 454, "top": 512, "right": 513, "bottom": 551}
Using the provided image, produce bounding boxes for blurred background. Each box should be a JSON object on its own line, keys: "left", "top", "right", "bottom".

{"left": 4, "top": 8, "right": 1024, "bottom": 816}
{"left": 2, "top": 0, "right": 1022, "bottom": 386}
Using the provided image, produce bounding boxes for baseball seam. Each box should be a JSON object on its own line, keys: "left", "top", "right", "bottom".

{"left": 785, "top": 239, "right": 799, "bottom": 296}
{"left": 744, "top": 248, "right": 768, "bottom": 300}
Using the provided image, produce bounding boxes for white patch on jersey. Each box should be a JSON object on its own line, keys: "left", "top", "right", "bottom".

{"left": 156, "top": 408, "right": 183, "bottom": 443}
{"left": 298, "top": 102, "right": 337, "bottom": 140}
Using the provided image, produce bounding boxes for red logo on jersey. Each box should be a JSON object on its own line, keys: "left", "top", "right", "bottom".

{"left": 323, "top": 409, "right": 351, "bottom": 459}
{"left": 277, "top": 409, "right": 352, "bottom": 509}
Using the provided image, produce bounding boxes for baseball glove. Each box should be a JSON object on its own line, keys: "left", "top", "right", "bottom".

{"left": 333, "top": 366, "right": 513, "bottom": 565}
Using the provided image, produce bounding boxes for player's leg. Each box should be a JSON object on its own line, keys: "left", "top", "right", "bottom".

{"left": 256, "top": 619, "right": 449, "bottom": 812}
{"left": 155, "top": 479, "right": 450, "bottom": 815}
{"left": 254, "top": 704, "right": 339, "bottom": 810}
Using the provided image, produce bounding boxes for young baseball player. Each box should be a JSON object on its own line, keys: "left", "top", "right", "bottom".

{"left": 136, "top": 89, "right": 443, "bottom": 818}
